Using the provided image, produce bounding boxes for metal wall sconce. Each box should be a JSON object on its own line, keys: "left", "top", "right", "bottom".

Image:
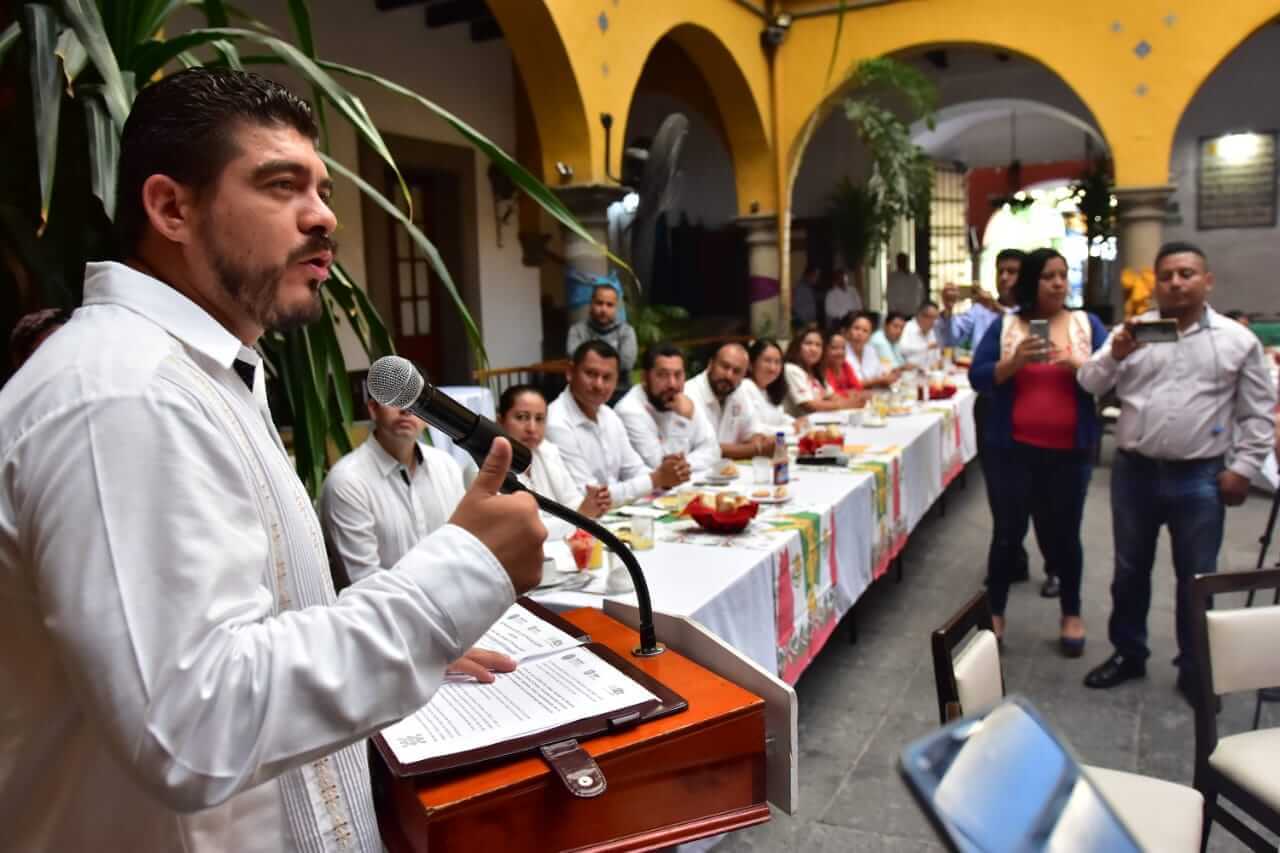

{"left": 487, "top": 163, "right": 517, "bottom": 248}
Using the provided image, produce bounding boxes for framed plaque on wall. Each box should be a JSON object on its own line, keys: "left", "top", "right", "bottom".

{"left": 1197, "top": 131, "right": 1278, "bottom": 230}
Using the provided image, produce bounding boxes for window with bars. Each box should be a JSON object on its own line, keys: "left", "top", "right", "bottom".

{"left": 928, "top": 165, "right": 971, "bottom": 297}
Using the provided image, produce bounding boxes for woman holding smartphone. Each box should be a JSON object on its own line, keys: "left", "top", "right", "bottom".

{"left": 969, "top": 248, "right": 1109, "bottom": 656}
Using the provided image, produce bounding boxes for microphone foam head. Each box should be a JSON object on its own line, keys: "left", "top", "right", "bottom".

{"left": 367, "top": 355, "right": 424, "bottom": 410}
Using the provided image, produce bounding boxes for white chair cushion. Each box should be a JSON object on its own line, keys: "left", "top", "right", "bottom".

{"left": 1208, "top": 728, "right": 1280, "bottom": 812}
{"left": 953, "top": 629, "right": 1001, "bottom": 716}
{"left": 1086, "top": 765, "right": 1203, "bottom": 852}
{"left": 1206, "top": 606, "right": 1280, "bottom": 695}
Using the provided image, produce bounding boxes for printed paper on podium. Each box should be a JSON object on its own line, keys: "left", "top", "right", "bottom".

{"left": 374, "top": 600, "right": 687, "bottom": 777}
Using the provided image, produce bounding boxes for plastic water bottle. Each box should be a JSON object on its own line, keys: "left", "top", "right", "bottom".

{"left": 772, "top": 431, "right": 789, "bottom": 485}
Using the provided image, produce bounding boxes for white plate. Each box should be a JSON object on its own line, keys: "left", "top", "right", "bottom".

{"left": 534, "top": 570, "right": 593, "bottom": 592}
{"left": 701, "top": 474, "right": 739, "bottom": 485}
{"left": 859, "top": 420, "right": 889, "bottom": 428}
{"left": 747, "top": 492, "right": 792, "bottom": 504}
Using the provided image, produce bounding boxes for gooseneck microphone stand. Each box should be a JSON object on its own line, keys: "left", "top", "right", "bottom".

{"left": 504, "top": 475, "right": 664, "bottom": 657}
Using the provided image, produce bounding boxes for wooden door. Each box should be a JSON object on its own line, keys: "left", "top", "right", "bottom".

{"left": 388, "top": 170, "right": 443, "bottom": 380}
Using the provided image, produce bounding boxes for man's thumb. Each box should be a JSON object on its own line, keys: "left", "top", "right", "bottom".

{"left": 470, "top": 437, "right": 513, "bottom": 495}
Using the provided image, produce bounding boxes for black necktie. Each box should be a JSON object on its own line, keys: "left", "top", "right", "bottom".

{"left": 232, "top": 359, "right": 256, "bottom": 391}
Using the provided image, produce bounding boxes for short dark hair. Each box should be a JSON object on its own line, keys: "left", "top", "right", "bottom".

{"left": 571, "top": 339, "right": 620, "bottom": 367}
{"left": 1155, "top": 241, "right": 1209, "bottom": 270}
{"left": 116, "top": 67, "right": 319, "bottom": 256}
{"left": 497, "top": 383, "right": 545, "bottom": 417}
{"left": 838, "top": 311, "right": 858, "bottom": 332}
{"left": 852, "top": 310, "right": 878, "bottom": 330}
{"left": 1013, "top": 247, "right": 1067, "bottom": 314}
{"left": 995, "top": 248, "right": 1027, "bottom": 266}
{"left": 918, "top": 299, "right": 939, "bottom": 313}
{"left": 748, "top": 338, "right": 787, "bottom": 406}
{"left": 884, "top": 311, "right": 908, "bottom": 327}
{"left": 642, "top": 341, "right": 684, "bottom": 372}
{"left": 9, "top": 308, "right": 71, "bottom": 368}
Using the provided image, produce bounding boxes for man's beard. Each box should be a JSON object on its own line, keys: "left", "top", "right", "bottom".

{"left": 207, "top": 227, "right": 336, "bottom": 332}
{"left": 646, "top": 389, "right": 674, "bottom": 411}
{"left": 710, "top": 378, "right": 735, "bottom": 401}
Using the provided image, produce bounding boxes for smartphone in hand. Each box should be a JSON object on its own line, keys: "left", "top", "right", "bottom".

{"left": 1132, "top": 319, "right": 1179, "bottom": 344}
{"left": 1029, "top": 319, "right": 1050, "bottom": 362}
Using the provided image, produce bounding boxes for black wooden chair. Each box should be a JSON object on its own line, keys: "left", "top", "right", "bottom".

{"left": 1189, "top": 568, "right": 1280, "bottom": 852}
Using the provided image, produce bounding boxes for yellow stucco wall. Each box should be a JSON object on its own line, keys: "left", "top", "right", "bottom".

{"left": 493, "top": 0, "right": 1280, "bottom": 213}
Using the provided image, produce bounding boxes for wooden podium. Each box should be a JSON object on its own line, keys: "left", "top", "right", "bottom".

{"left": 374, "top": 607, "right": 776, "bottom": 852}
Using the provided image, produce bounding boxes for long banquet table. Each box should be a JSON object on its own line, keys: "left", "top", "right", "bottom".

{"left": 535, "top": 385, "right": 978, "bottom": 684}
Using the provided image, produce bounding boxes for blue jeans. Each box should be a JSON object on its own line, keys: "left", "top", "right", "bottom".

{"left": 1108, "top": 451, "right": 1225, "bottom": 671}
{"left": 985, "top": 442, "right": 1093, "bottom": 617}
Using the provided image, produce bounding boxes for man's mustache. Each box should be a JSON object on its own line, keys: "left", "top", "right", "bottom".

{"left": 286, "top": 234, "right": 339, "bottom": 266}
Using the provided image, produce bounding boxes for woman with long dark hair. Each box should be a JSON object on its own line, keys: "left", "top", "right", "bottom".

{"left": 742, "top": 338, "right": 793, "bottom": 430}
{"left": 782, "top": 324, "right": 857, "bottom": 416}
{"left": 969, "top": 248, "right": 1108, "bottom": 656}
{"left": 497, "top": 384, "right": 610, "bottom": 519}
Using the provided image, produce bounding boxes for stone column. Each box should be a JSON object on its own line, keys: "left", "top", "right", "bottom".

{"left": 737, "top": 214, "right": 782, "bottom": 337}
{"left": 554, "top": 184, "right": 628, "bottom": 325}
{"left": 1114, "top": 184, "right": 1175, "bottom": 319}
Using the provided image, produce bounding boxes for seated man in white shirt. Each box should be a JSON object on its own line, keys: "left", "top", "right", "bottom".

{"left": 320, "top": 388, "right": 467, "bottom": 589}
{"left": 685, "top": 342, "right": 777, "bottom": 458}
{"left": 615, "top": 341, "right": 721, "bottom": 472}
{"left": 899, "top": 299, "right": 941, "bottom": 367}
{"left": 547, "top": 340, "right": 690, "bottom": 505}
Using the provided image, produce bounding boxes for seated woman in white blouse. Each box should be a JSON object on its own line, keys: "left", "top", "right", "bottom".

{"left": 741, "top": 338, "right": 797, "bottom": 432}
{"left": 781, "top": 324, "right": 860, "bottom": 417}
{"left": 497, "top": 385, "right": 610, "bottom": 519}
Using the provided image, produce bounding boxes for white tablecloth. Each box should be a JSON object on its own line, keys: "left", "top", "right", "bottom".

{"left": 535, "top": 387, "right": 979, "bottom": 681}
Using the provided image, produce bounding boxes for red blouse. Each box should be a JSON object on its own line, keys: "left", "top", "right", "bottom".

{"left": 1011, "top": 363, "right": 1078, "bottom": 449}
{"left": 825, "top": 361, "right": 862, "bottom": 396}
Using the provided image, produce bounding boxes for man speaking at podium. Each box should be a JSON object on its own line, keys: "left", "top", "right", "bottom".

{"left": 0, "top": 68, "right": 546, "bottom": 852}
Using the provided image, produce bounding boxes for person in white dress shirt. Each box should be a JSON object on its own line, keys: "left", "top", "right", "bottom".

{"left": 823, "top": 267, "right": 862, "bottom": 326}
{"left": 497, "top": 384, "right": 610, "bottom": 518}
{"left": 547, "top": 340, "right": 690, "bottom": 505}
{"left": 685, "top": 342, "right": 777, "bottom": 458}
{"left": 743, "top": 338, "right": 798, "bottom": 432}
{"left": 0, "top": 68, "right": 546, "bottom": 853}
{"left": 320, "top": 392, "right": 469, "bottom": 588}
{"left": 615, "top": 341, "right": 720, "bottom": 471}
{"left": 843, "top": 312, "right": 900, "bottom": 389}
{"left": 899, "top": 300, "right": 941, "bottom": 367}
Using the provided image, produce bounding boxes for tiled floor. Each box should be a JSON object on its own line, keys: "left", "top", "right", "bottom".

{"left": 718, "top": 448, "right": 1278, "bottom": 852}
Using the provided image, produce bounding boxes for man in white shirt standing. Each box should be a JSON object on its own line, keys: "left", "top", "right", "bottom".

{"left": 899, "top": 300, "right": 941, "bottom": 367}
{"left": 0, "top": 69, "right": 545, "bottom": 853}
{"left": 1080, "top": 242, "right": 1276, "bottom": 706}
{"left": 686, "top": 342, "right": 776, "bottom": 459}
{"left": 547, "top": 340, "right": 691, "bottom": 505}
{"left": 823, "top": 267, "right": 862, "bottom": 327}
{"left": 615, "top": 341, "right": 720, "bottom": 472}
{"left": 886, "top": 252, "right": 925, "bottom": 316}
{"left": 320, "top": 390, "right": 468, "bottom": 587}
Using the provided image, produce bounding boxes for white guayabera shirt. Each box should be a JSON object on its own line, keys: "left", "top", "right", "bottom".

{"left": 613, "top": 384, "right": 721, "bottom": 471}
{"left": 320, "top": 437, "right": 467, "bottom": 585}
{"left": 685, "top": 371, "right": 765, "bottom": 445}
{"left": 0, "top": 262, "right": 514, "bottom": 853}
{"left": 546, "top": 389, "right": 653, "bottom": 505}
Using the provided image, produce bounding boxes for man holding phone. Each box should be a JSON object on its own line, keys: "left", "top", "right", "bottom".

{"left": 1079, "top": 242, "right": 1275, "bottom": 705}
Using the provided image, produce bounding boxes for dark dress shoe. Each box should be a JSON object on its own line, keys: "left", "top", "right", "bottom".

{"left": 1083, "top": 653, "right": 1146, "bottom": 688}
{"left": 1040, "top": 575, "right": 1060, "bottom": 598}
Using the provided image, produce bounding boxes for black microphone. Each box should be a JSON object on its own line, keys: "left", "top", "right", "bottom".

{"left": 365, "top": 355, "right": 663, "bottom": 657}
{"left": 366, "top": 356, "right": 531, "bottom": 475}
